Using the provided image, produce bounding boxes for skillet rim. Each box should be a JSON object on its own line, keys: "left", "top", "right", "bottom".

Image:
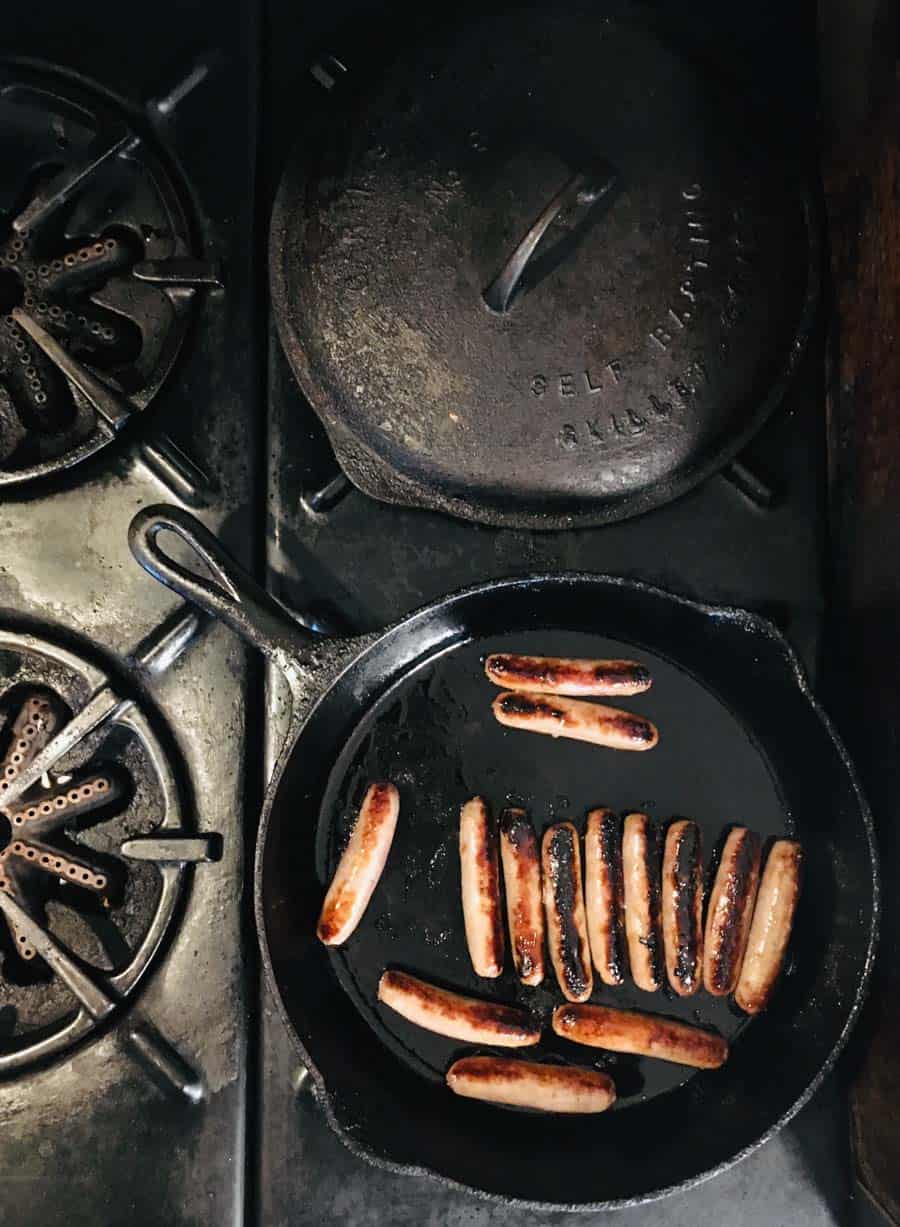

{"left": 252, "top": 571, "right": 880, "bottom": 1211}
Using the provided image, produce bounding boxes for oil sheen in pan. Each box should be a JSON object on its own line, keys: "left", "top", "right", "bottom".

{"left": 316, "top": 629, "right": 793, "bottom": 1109}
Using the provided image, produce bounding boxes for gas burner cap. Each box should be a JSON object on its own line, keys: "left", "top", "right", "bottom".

{"left": 271, "top": 1, "right": 819, "bottom": 529}
{"left": 0, "top": 619, "right": 207, "bottom": 1075}
{"left": 0, "top": 64, "right": 203, "bottom": 487}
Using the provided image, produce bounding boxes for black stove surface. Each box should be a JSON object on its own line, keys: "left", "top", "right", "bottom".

{"left": 261, "top": 314, "right": 850, "bottom": 1227}
{"left": 259, "top": 2, "right": 849, "bottom": 1226}
{"left": 0, "top": 0, "right": 855, "bottom": 1224}
{"left": 0, "top": 2, "right": 260, "bottom": 1226}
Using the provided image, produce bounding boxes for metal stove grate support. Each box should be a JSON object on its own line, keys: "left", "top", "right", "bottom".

{"left": 0, "top": 609, "right": 218, "bottom": 1086}
{"left": 0, "top": 59, "right": 223, "bottom": 485}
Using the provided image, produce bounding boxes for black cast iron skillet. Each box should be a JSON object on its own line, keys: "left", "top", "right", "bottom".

{"left": 128, "top": 504, "right": 878, "bottom": 1211}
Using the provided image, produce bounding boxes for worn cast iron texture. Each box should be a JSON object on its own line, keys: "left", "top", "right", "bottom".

{"left": 0, "top": 0, "right": 260, "bottom": 1223}
{"left": 260, "top": 0, "right": 839, "bottom": 1216}
{"left": 0, "top": 616, "right": 197, "bottom": 1075}
{"left": 0, "top": 62, "right": 201, "bottom": 486}
{"left": 270, "top": 0, "right": 820, "bottom": 529}
{"left": 130, "top": 505, "right": 877, "bottom": 1211}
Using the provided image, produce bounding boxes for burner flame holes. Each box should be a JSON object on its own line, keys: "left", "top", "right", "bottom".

{"left": 0, "top": 618, "right": 208, "bottom": 1065}
{"left": 9, "top": 770, "right": 125, "bottom": 833}
{"left": 0, "top": 691, "right": 128, "bottom": 961}
{"left": 0, "top": 689, "right": 63, "bottom": 789}
{"left": 0, "top": 214, "right": 147, "bottom": 437}
{"left": 0, "top": 69, "right": 201, "bottom": 484}
{"left": 0, "top": 696, "right": 131, "bottom": 981}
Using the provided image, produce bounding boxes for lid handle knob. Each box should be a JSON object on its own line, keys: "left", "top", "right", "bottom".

{"left": 482, "top": 162, "right": 618, "bottom": 314}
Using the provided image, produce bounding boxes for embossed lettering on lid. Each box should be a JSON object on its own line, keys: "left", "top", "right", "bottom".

{"left": 270, "top": 0, "right": 818, "bottom": 528}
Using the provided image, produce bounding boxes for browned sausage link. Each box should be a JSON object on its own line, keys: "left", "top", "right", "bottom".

{"left": 499, "top": 807, "right": 545, "bottom": 986}
{"left": 317, "top": 782, "right": 400, "bottom": 946}
{"left": 484, "top": 653, "right": 652, "bottom": 697}
{"left": 553, "top": 1003, "right": 728, "bottom": 1070}
{"left": 661, "top": 820, "right": 704, "bottom": 996}
{"left": 492, "top": 692, "right": 658, "bottom": 752}
{"left": 735, "top": 840, "right": 803, "bottom": 1014}
{"left": 622, "top": 813, "right": 662, "bottom": 991}
{"left": 702, "top": 827, "right": 762, "bottom": 996}
{"left": 446, "top": 1056, "right": 616, "bottom": 1114}
{"left": 542, "top": 822, "right": 593, "bottom": 1002}
{"left": 377, "top": 970, "right": 540, "bottom": 1047}
{"left": 584, "top": 808, "right": 629, "bottom": 986}
{"left": 459, "top": 797, "right": 505, "bottom": 977}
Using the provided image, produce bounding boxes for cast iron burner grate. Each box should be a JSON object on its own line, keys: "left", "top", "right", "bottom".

{"left": 0, "top": 62, "right": 214, "bottom": 485}
{"left": 0, "top": 613, "right": 215, "bottom": 1078}
{"left": 0, "top": 688, "right": 130, "bottom": 963}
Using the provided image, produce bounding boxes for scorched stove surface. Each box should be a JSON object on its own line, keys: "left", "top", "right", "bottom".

{"left": 0, "top": 0, "right": 856, "bottom": 1225}
{"left": 0, "top": 61, "right": 203, "bottom": 485}
{"left": 0, "top": 1, "right": 260, "bottom": 1226}
{"left": 259, "top": 2, "right": 850, "bottom": 1227}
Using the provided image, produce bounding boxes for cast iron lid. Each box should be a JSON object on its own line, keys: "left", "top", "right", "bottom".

{"left": 270, "top": 1, "right": 818, "bottom": 529}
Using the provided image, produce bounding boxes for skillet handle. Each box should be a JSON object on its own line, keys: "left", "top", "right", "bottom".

{"left": 129, "top": 504, "right": 314, "bottom": 679}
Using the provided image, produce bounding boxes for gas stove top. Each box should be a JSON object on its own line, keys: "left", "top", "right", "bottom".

{"left": 0, "top": 0, "right": 859, "bottom": 1224}
{"left": 0, "top": 60, "right": 209, "bottom": 485}
{"left": 0, "top": 1, "right": 258, "bottom": 1224}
